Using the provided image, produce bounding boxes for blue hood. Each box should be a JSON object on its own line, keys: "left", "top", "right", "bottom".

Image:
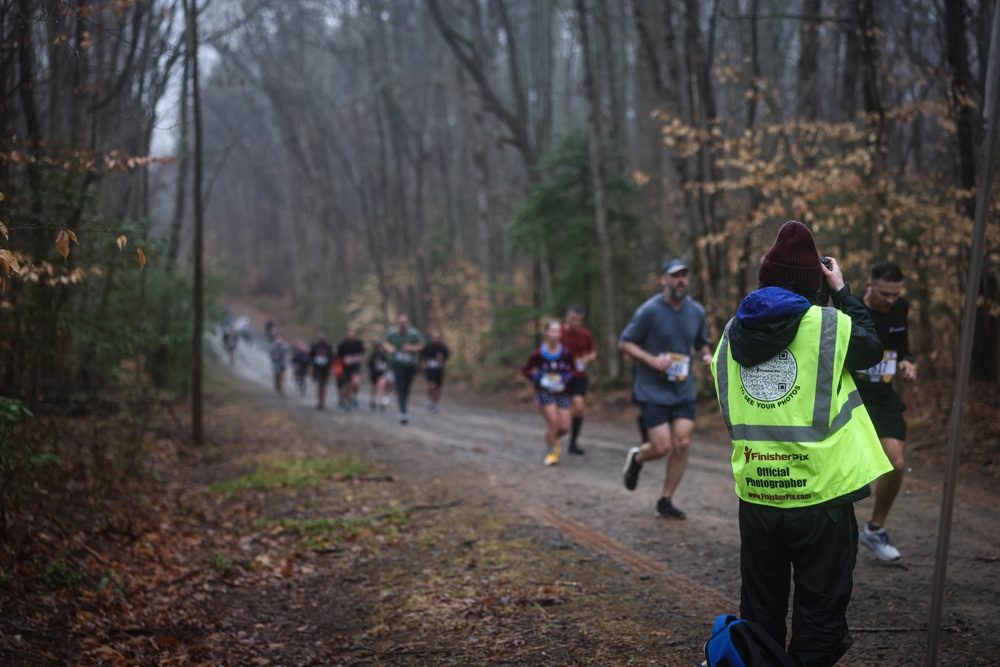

{"left": 728, "top": 287, "right": 812, "bottom": 367}
{"left": 736, "top": 286, "right": 811, "bottom": 329}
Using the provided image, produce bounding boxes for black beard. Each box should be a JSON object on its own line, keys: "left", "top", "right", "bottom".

{"left": 669, "top": 286, "right": 687, "bottom": 301}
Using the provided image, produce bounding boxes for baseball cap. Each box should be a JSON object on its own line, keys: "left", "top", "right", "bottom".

{"left": 661, "top": 259, "right": 688, "bottom": 275}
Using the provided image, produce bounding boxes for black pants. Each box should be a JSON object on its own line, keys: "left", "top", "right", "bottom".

{"left": 738, "top": 500, "right": 858, "bottom": 667}
{"left": 393, "top": 363, "right": 416, "bottom": 414}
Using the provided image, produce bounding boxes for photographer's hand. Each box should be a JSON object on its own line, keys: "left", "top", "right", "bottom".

{"left": 821, "top": 256, "right": 846, "bottom": 293}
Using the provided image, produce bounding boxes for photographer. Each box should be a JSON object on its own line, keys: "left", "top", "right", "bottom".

{"left": 711, "top": 221, "right": 891, "bottom": 666}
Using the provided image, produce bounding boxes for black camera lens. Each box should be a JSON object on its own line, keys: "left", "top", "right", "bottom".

{"left": 812, "top": 257, "right": 832, "bottom": 306}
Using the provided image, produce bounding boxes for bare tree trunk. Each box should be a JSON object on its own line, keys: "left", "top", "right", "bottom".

{"left": 168, "top": 44, "right": 190, "bottom": 267}
{"left": 187, "top": 0, "right": 204, "bottom": 445}
{"left": 596, "top": 0, "right": 623, "bottom": 144}
{"left": 684, "top": 0, "right": 723, "bottom": 308}
{"left": 575, "top": 0, "right": 620, "bottom": 378}
{"left": 858, "top": 0, "right": 888, "bottom": 258}
{"left": 531, "top": 0, "right": 555, "bottom": 159}
{"left": 798, "top": 0, "right": 821, "bottom": 122}
{"left": 629, "top": 0, "right": 667, "bottom": 265}
{"left": 735, "top": 0, "right": 765, "bottom": 314}
{"left": 944, "top": 0, "right": 998, "bottom": 381}
{"left": 474, "top": 110, "right": 497, "bottom": 327}
{"left": 839, "top": 0, "right": 860, "bottom": 123}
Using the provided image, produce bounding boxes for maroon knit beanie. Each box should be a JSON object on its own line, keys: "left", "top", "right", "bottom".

{"left": 758, "top": 221, "right": 824, "bottom": 295}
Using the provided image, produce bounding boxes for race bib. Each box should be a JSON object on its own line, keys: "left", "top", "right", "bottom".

{"left": 660, "top": 353, "right": 691, "bottom": 382}
{"left": 345, "top": 354, "right": 363, "bottom": 365}
{"left": 374, "top": 359, "right": 388, "bottom": 372}
{"left": 540, "top": 373, "right": 566, "bottom": 393}
{"left": 395, "top": 351, "right": 413, "bottom": 363}
{"left": 575, "top": 360, "right": 586, "bottom": 372}
{"left": 859, "top": 350, "right": 897, "bottom": 383}
{"left": 427, "top": 359, "right": 442, "bottom": 369}
{"left": 314, "top": 355, "right": 329, "bottom": 366}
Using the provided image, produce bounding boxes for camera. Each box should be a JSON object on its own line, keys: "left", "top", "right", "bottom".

{"left": 811, "top": 256, "right": 832, "bottom": 306}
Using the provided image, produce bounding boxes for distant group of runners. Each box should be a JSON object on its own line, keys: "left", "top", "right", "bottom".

{"left": 249, "top": 314, "right": 450, "bottom": 423}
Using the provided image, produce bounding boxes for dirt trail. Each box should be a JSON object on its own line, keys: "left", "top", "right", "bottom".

{"left": 220, "top": 333, "right": 1000, "bottom": 665}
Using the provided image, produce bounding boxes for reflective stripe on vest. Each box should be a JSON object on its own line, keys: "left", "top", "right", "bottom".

{"left": 715, "top": 307, "right": 863, "bottom": 442}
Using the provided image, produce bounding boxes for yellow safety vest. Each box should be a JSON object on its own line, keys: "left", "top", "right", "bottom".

{"left": 712, "top": 306, "right": 891, "bottom": 508}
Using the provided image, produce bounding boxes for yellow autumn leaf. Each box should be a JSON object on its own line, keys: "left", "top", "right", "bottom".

{"left": 117, "top": 234, "right": 127, "bottom": 252}
{"left": 137, "top": 246, "right": 146, "bottom": 270}
{"left": 55, "top": 229, "right": 78, "bottom": 260}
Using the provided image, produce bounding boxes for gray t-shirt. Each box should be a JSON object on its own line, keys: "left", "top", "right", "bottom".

{"left": 619, "top": 293, "right": 710, "bottom": 406}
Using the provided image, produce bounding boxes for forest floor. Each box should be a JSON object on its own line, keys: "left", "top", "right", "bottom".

{"left": 2, "top": 321, "right": 1000, "bottom": 665}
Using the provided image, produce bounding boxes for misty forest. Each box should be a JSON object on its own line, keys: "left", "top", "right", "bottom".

{"left": 4, "top": 0, "right": 999, "bottom": 398}
{"left": 2, "top": 0, "right": 1000, "bottom": 664}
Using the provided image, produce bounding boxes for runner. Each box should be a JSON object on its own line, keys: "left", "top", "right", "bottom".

{"left": 561, "top": 306, "right": 597, "bottom": 455}
{"left": 222, "top": 326, "right": 238, "bottom": 365}
{"left": 290, "top": 341, "right": 311, "bottom": 398}
{"left": 420, "top": 328, "right": 450, "bottom": 414}
{"left": 619, "top": 258, "right": 713, "bottom": 520}
{"left": 522, "top": 320, "right": 576, "bottom": 467}
{"left": 309, "top": 332, "right": 336, "bottom": 410}
{"left": 855, "top": 260, "right": 918, "bottom": 561}
{"left": 336, "top": 328, "right": 366, "bottom": 411}
{"left": 383, "top": 314, "right": 425, "bottom": 424}
{"left": 269, "top": 334, "right": 290, "bottom": 395}
{"left": 234, "top": 315, "right": 253, "bottom": 342}
{"left": 367, "top": 340, "right": 394, "bottom": 412}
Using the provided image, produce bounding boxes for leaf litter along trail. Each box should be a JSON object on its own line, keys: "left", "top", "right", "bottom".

{"left": 215, "top": 335, "right": 1000, "bottom": 666}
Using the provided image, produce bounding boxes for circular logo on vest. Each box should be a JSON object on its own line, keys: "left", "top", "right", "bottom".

{"left": 740, "top": 349, "right": 797, "bottom": 402}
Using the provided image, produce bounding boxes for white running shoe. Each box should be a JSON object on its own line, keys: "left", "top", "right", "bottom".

{"left": 859, "top": 523, "right": 901, "bottom": 561}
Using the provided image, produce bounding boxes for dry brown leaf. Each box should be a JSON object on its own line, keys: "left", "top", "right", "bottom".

{"left": 0, "top": 249, "right": 19, "bottom": 276}
{"left": 55, "top": 229, "right": 78, "bottom": 260}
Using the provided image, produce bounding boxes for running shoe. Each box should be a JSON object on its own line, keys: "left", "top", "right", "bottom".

{"left": 568, "top": 443, "right": 585, "bottom": 455}
{"left": 655, "top": 497, "right": 686, "bottom": 520}
{"left": 544, "top": 449, "right": 559, "bottom": 466}
{"left": 623, "top": 447, "right": 642, "bottom": 490}
{"left": 859, "top": 523, "right": 901, "bottom": 561}
{"left": 400, "top": 413, "right": 408, "bottom": 425}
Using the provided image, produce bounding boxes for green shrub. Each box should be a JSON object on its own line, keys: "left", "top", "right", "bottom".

{"left": 209, "top": 551, "right": 233, "bottom": 571}
{"left": 43, "top": 560, "right": 83, "bottom": 590}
